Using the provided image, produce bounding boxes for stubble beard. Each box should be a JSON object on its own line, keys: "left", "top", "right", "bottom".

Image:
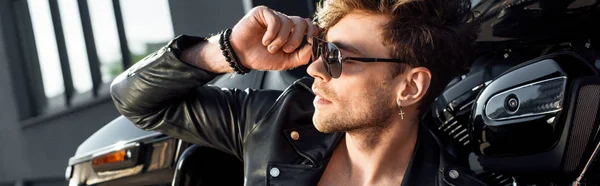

{"left": 313, "top": 86, "right": 395, "bottom": 146}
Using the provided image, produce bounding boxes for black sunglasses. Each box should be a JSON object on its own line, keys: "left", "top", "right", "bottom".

{"left": 311, "top": 36, "right": 406, "bottom": 78}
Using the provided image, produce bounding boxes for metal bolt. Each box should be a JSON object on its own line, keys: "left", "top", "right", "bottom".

{"left": 449, "top": 169, "right": 460, "bottom": 179}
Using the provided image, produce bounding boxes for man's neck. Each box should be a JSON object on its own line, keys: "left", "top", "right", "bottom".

{"left": 339, "top": 117, "right": 419, "bottom": 185}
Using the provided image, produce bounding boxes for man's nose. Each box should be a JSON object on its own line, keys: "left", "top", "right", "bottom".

{"left": 307, "top": 57, "right": 331, "bottom": 82}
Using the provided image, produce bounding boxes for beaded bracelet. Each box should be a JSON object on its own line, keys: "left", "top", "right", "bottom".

{"left": 218, "top": 29, "right": 251, "bottom": 75}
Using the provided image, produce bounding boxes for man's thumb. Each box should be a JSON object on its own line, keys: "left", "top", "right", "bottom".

{"left": 285, "top": 45, "right": 312, "bottom": 69}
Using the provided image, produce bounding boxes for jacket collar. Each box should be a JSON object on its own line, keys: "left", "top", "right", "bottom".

{"left": 283, "top": 125, "right": 344, "bottom": 165}
{"left": 401, "top": 125, "right": 440, "bottom": 185}
{"left": 284, "top": 123, "right": 440, "bottom": 185}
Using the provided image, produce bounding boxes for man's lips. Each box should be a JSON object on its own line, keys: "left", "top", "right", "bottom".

{"left": 313, "top": 90, "right": 332, "bottom": 105}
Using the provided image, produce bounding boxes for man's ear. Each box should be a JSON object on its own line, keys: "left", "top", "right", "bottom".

{"left": 396, "top": 67, "right": 431, "bottom": 107}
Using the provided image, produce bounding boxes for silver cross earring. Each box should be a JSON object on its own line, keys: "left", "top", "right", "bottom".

{"left": 397, "top": 100, "right": 405, "bottom": 120}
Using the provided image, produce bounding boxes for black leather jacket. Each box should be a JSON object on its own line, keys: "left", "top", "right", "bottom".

{"left": 110, "top": 35, "right": 488, "bottom": 186}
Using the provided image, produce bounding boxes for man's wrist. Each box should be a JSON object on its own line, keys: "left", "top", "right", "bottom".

{"left": 174, "top": 35, "right": 232, "bottom": 74}
{"left": 219, "top": 28, "right": 251, "bottom": 75}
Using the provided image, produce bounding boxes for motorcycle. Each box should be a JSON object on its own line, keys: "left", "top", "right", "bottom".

{"left": 430, "top": 0, "right": 600, "bottom": 185}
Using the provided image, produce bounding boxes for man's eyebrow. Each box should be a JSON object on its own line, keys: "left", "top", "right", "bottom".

{"left": 331, "top": 41, "right": 363, "bottom": 56}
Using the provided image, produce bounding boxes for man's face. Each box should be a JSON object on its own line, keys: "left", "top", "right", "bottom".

{"left": 308, "top": 11, "right": 400, "bottom": 133}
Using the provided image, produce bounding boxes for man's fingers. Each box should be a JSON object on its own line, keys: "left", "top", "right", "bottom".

{"left": 284, "top": 44, "right": 312, "bottom": 69}
{"left": 248, "top": 7, "right": 317, "bottom": 69}
{"left": 282, "top": 17, "right": 308, "bottom": 53}
{"left": 267, "top": 13, "right": 294, "bottom": 53}
{"left": 259, "top": 7, "right": 281, "bottom": 46}
{"left": 305, "top": 18, "right": 318, "bottom": 45}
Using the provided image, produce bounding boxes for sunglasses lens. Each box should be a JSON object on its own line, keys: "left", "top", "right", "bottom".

{"left": 312, "top": 37, "right": 343, "bottom": 78}
{"left": 326, "top": 42, "right": 342, "bottom": 78}
{"left": 312, "top": 37, "right": 319, "bottom": 61}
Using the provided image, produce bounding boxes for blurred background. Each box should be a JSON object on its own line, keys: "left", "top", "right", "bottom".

{"left": 0, "top": 0, "right": 317, "bottom": 185}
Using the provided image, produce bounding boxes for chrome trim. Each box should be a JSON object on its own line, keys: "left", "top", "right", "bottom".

{"left": 485, "top": 76, "right": 567, "bottom": 121}
{"left": 95, "top": 165, "right": 144, "bottom": 178}
{"left": 443, "top": 116, "right": 455, "bottom": 125}
{"left": 91, "top": 142, "right": 139, "bottom": 159}
{"left": 459, "top": 100, "right": 475, "bottom": 112}
{"left": 490, "top": 109, "right": 562, "bottom": 121}
{"left": 68, "top": 132, "right": 166, "bottom": 165}
{"left": 504, "top": 94, "right": 521, "bottom": 115}
{"left": 173, "top": 139, "right": 185, "bottom": 164}
{"left": 69, "top": 137, "right": 178, "bottom": 186}
{"left": 574, "top": 139, "right": 600, "bottom": 185}
{"left": 65, "top": 165, "right": 73, "bottom": 180}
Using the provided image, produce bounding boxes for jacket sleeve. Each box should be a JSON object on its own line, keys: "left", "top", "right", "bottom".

{"left": 109, "top": 37, "right": 281, "bottom": 159}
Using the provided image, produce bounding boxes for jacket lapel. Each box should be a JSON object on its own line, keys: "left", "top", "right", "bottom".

{"left": 265, "top": 125, "right": 342, "bottom": 185}
{"left": 283, "top": 125, "right": 344, "bottom": 165}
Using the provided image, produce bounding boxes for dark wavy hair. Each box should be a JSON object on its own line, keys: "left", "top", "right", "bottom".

{"left": 315, "top": 0, "right": 480, "bottom": 114}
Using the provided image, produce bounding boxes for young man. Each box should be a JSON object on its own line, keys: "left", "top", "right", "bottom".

{"left": 110, "top": 0, "right": 484, "bottom": 185}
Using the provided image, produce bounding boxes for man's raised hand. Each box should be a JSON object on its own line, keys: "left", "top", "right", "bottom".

{"left": 182, "top": 6, "right": 318, "bottom": 73}
{"left": 229, "top": 6, "right": 318, "bottom": 71}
